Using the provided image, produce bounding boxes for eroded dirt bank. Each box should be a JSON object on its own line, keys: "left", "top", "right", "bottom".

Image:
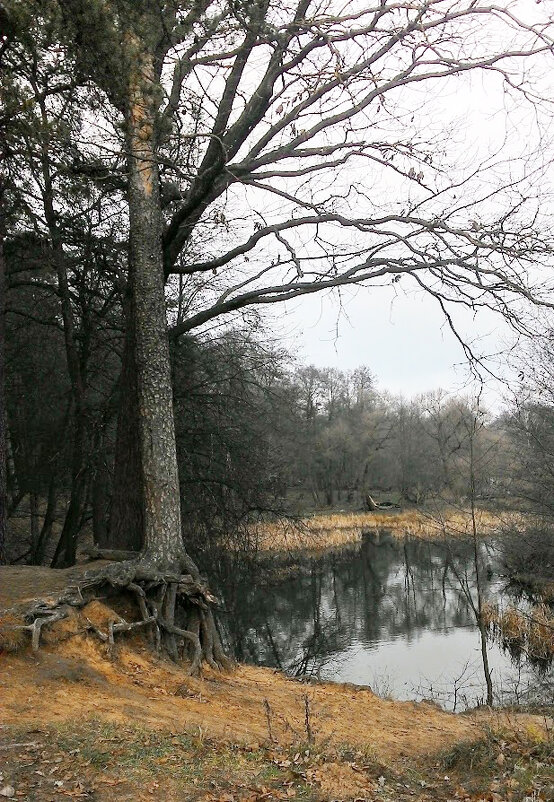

{"left": 1, "top": 618, "right": 476, "bottom": 757}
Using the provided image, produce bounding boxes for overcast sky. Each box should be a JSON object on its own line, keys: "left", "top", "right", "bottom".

{"left": 197, "top": 1, "right": 552, "bottom": 410}
{"left": 278, "top": 283, "right": 514, "bottom": 407}
{"left": 256, "top": 24, "right": 551, "bottom": 408}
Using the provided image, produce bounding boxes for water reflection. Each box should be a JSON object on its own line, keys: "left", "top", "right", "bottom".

{"left": 212, "top": 533, "right": 544, "bottom": 709}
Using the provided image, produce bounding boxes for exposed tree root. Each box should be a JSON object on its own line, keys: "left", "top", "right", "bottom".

{"left": 19, "top": 605, "right": 70, "bottom": 651}
{"left": 7, "top": 557, "right": 232, "bottom": 674}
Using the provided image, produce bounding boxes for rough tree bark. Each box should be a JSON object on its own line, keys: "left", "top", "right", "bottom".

{"left": 124, "top": 36, "right": 189, "bottom": 572}
{"left": 78, "top": 28, "right": 230, "bottom": 670}
{"left": 107, "top": 296, "right": 143, "bottom": 552}
{"left": 34, "top": 2, "right": 231, "bottom": 672}
{"left": 0, "top": 226, "right": 6, "bottom": 564}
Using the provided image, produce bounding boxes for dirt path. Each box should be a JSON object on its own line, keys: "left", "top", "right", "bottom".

{"left": 0, "top": 563, "right": 112, "bottom": 610}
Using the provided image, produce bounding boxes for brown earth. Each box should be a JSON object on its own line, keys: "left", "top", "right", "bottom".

{"left": 0, "top": 561, "right": 478, "bottom": 761}
{"left": 0, "top": 563, "right": 113, "bottom": 610}
{"left": 0, "top": 631, "right": 478, "bottom": 759}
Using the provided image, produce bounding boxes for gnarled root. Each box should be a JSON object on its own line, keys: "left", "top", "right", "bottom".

{"left": 13, "top": 557, "right": 232, "bottom": 675}
{"left": 25, "top": 605, "right": 70, "bottom": 651}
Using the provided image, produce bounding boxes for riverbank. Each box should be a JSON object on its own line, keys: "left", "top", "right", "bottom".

{"left": 1, "top": 657, "right": 551, "bottom": 802}
{"left": 255, "top": 507, "right": 508, "bottom": 554}
{"left": 1, "top": 563, "right": 553, "bottom": 801}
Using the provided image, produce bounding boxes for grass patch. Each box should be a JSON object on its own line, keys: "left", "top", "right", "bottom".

{"left": 53, "top": 719, "right": 267, "bottom": 782}
{"left": 331, "top": 740, "right": 386, "bottom": 772}
{"left": 483, "top": 602, "right": 554, "bottom": 665}
{"left": 441, "top": 724, "right": 554, "bottom": 800}
{"left": 0, "top": 720, "right": 331, "bottom": 800}
{"left": 255, "top": 508, "right": 504, "bottom": 553}
{"left": 5, "top": 717, "right": 552, "bottom": 802}
{"left": 0, "top": 611, "right": 28, "bottom": 653}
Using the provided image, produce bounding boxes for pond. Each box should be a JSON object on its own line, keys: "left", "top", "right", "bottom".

{"left": 215, "top": 531, "right": 550, "bottom": 710}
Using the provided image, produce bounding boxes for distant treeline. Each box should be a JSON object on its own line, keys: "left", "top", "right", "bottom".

{"left": 4, "top": 294, "right": 554, "bottom": 567}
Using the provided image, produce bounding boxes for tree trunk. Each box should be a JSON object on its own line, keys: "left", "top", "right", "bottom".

{"left": 62, "top": 23, "right": 230, "bottom": 672}
{"left": 6, "top": 426, "right": 18, "bottom": 512}
{"left": 92, "top": 452, "right": 110, "bottom": 549}
{"left": 0, "top": 228, "right": 6, "bottom": 564}
{"left": 50, "top": 411, "right": 88, "bottom": 567}
{"left": 478, "top": 618, "right": 494, "bottom": 707}
{"left": 32, "top": 474, "right": 57, "bottom": 565}
{"left": 30, "top": 491, "right": 39, "bottom": 558}
{"left": 124, "top": 38, "right": 190, "bottom": 573}
{"left": 108, "top": 297, "right": 143, "bottom": 551}
{"left": 469, "top": 420, "right": 494, "bottom": 707}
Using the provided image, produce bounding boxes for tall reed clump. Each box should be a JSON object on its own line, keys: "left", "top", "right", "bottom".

{"left": 483, "top": 602, "right": 554, "bottom": 664}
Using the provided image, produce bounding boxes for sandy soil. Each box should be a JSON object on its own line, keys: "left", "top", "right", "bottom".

{"left": 0, "top": 562, "right": 112, "bottom": 610}
{"left": 0, "top": 632, "right": 478, "bottom": 760}
{"left": 0, "top": 562, "right": 479, "bottom": 759}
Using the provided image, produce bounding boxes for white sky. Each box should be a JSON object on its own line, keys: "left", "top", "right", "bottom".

{"left": 184, "top": 0, "right": 553, "bottom": 409}
{"left": 278, "top": 283, "right": 516, "bottom": 407}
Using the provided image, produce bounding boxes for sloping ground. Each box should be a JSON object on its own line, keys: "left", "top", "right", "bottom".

{"left": 0, "top": 632, "right": 476, "bottom": 759}
{"left": 0, "top": 563, "right": 476, "bottom": 755}
{"left": 1, "top": 564, "right": 552, "bottom": 802}
{"left": 0, "top": 563, "right": 111, "bottom": 610}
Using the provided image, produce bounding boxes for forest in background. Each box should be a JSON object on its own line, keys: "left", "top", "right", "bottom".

{"left": 4, "top": 303, "right": 554, "bottom": 574}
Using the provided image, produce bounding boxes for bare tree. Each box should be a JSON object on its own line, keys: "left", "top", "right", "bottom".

{"left": 159, "top": 2, "right": 554, "bottom": 340}
{"left": 429, "top": 398, "right": 496, "bottom": 706}
{"left": 0, "top": 221, "right": 6, "bottom": 565}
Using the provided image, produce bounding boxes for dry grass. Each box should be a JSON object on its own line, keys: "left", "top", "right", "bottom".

{"left": 483, "top": 602, "right": 554, "bottom": 662}
{"left": 541, "top": 581, "right": 554, "bottom": 604}
{"left": 1, "top": 710, "right": 551, "bottom": 802}
{"left": 256, "top": 508, "right": 504, "bottom": 553}
{"left": 0, "top": 611, "right": 28, "bottom": 652}
{"left": 440, "top": 721, "right": 554, "bottom": 800}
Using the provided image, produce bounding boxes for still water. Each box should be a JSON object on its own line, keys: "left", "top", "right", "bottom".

{"left": 217, "top": 532, "right": 547, "bottom": 710}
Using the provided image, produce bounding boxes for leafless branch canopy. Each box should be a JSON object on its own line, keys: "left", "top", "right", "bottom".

{"left": 8, "top": 0, "right": 554, "bottom": 342}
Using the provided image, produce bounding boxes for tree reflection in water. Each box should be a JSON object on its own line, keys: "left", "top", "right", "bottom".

{"left": 210, "top": 532, "right": 547, "bottom": 707}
